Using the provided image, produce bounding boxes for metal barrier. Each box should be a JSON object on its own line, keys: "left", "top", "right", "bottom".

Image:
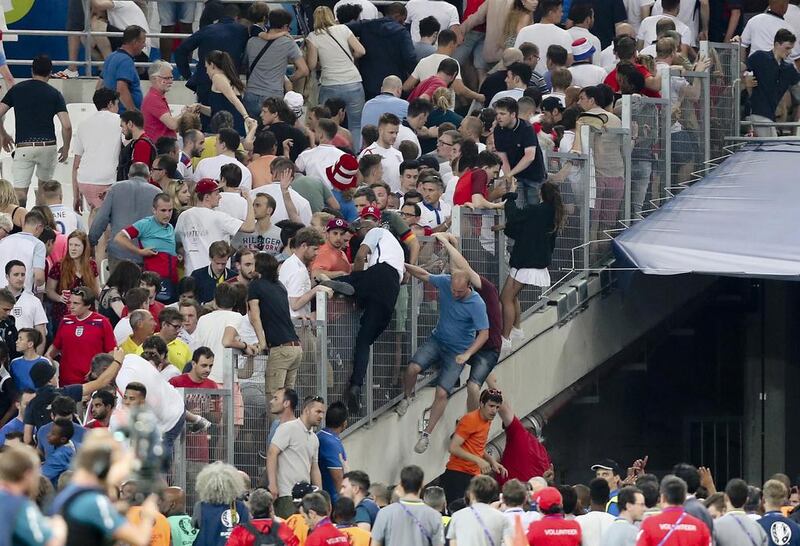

{"left": 621, "top": 93, "right": 671, "bottom": 217}
{"left": 702, "top": 42, "right": 742, "bottom": 161}
{"left": 668, "top": 68, "right": 711, "bottom": 186}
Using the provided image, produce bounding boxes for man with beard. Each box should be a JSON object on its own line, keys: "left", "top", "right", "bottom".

{"left": 312, "top": 218, "right": 352, "bottom": 280}
{"left": 178, "top": 129, "right": 204, "bottom": 181}
{"left": 85, "top": 390, "right": 115, "bottom": 428}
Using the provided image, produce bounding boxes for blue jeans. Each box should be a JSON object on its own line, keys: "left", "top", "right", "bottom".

{"left": 412, "top": 337, "right": 461, "bottom": 395}
{"left": 631, "top": 160, "right": 653, "bottom": 215}
{"left": 318, "top": 82, "right": 365, "bottom": 150}
{"left": 517, "top": 178, "right": 542, "bottom": 206}
{"left": 467, "top": 348, "right": 499, "bottom": 386}
{"left": 162, "top": 413, "right": 186, "bottom": 473}
{"left": 243, "top": 90, "right": 282, "bottom": 118}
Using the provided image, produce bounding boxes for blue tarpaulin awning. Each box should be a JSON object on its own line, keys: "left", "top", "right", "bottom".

{"left": 613, "top": 142, "right": 800, "bottom": 279}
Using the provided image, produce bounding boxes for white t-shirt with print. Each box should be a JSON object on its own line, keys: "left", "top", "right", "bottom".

{"left": 175, "top": 207, "right": 243, "bottom": 274}
{"left": 12, "top": 291, "right": 47, "bottom": 329}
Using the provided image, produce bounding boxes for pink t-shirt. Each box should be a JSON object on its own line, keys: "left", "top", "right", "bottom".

{"left": 142, "top": 88, "right": 176, "bottom": 142}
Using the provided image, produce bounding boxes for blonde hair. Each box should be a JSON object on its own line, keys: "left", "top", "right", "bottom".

{"left": 433, "top": 87, "right": 454, "bottom": 111}
{"left": 166, "top": 179, "right": 192, "bottom": 211}
{"left": 196, "top": 462, "right": 246, "bottom": 504}
{"left": 313, "top": 6, "right": 336, "bottom": 32}
{"left": 312, "top": 211, "right": 334, "bottom": 228}
{"left": 0, "top": 179, "right": 19, "bottom": 209}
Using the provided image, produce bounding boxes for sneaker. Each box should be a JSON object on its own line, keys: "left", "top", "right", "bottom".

{"left": 321, "top": 280, "right": 355, "bottom": 296}
{"left": 501, "top": 336, "right": 513, "bottom": 355}
{"left": 414, "top": 433, "right": 430, "bottom": 454}
{"left": 396, "top": 397, "right": 410, "bottom": 417}
{"left": 54, "top": 69, "right": 79, "bottom": 79}
{"left": 511, "top": 326, "right": 525, "bottom": 340}
{"left": 345, "top": 385, "right": 362, "bottom": 415}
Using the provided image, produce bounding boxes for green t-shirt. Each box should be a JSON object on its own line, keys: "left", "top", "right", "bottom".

{"left": 167, "top": 514, "right": 198, "bottom": 546}
{"left": 291, "top": 175, "right": 333, "bottom": 213}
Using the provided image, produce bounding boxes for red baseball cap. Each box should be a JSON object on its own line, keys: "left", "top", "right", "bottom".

{"left": 533, "top": 487, "right": 562, "bottom": 511}
{"left": 326, "top": 218, "right": 349, "bottom": 231}
{"left": 194, "top": 178, "right": 221, "bottom": 195}
{"left": 360, "top": 205, "right": 381, "bottom": 221}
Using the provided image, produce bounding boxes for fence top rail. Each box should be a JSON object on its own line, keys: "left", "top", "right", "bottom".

{"left": 740, "top": 120, "right": 800, "bottom": 126}
{"left": 174, "top": 387, "right": 232, "bottom": 396}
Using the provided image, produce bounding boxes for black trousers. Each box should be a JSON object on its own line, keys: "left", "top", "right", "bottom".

{"left": 440, "top": 469, "right": 475, "bottom": 505}
{"left": 337, "top": 263, "right": 400, "bottom": 387}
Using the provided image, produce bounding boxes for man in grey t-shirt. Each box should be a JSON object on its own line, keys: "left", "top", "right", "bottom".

{"left": 716, "top": 479, "right": 768, "bottom": 546}
{"left": 243, "top": 9, "right": 309, "bottom": 116}
{"left": 372, "top": 465, "right": 444, "bottom": 546}
{"left": 447, "top": 475, "right": 508, "bottom": 546}
{"left": 600, "top": 487, "right": 646, "bottom": 546}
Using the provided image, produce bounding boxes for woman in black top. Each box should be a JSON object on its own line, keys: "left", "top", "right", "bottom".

{"left": 500, "top": 180, "right": 565, "bottom": 347}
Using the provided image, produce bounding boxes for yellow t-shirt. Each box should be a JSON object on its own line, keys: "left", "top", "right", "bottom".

{"left": 166, "top": 338, "right": 192, "bottom": 371}
{"left": 286, "top": 513, "right": 309, "bottom": 546}
{"left": 339, "top": 525, "right": 371, "bottom": 546}
{"left": 120, "top": 336, "right": 143, "bottom": 356}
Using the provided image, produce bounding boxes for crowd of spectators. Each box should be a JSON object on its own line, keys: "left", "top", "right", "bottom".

{"left": 0, "top": 0, "right": 793, "bottom": 544}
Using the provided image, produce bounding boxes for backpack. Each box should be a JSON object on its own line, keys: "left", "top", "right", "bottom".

{"left": 242, "top": 521, "right": 285, "bottom": 546}
{"left": 117, "top": 135, "right": 157, "bottom": 181}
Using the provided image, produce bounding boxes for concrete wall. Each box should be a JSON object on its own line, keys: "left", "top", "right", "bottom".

{"left": 342, "top": 272, "right": 715, "bottom": 485}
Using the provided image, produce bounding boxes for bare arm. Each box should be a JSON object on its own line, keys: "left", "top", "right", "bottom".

{"left": 405, "top": 236, "right": 420, "bottom": 266}
{"left": 699, "top": 0, "right": 709, "bottom": 40}
{"left": 449, "top": 434, "right": 490, "bottom": 472}
{"left": 267, "top": 444, "right": 281, "bottom": 497}
{"left": 452, "top": 79, "right": 484, "bottom": 103}
{"left": 403, "top": 262, "right": 430, "bottom": 282}
{"left": 310, "top": 460, "right": 322, "bottom": 488}
{"left": 347, "top": 34, "right": 366, "bottom": 59}
{"left": 507, "top": 146, "right": 536, "bottom": 177}
{"left": 82, "top": 354, "right": 123, "bottom": 395}
{"left": 288, "top": 285, "right": 325, "bottom": 312}
{"left": 72, "top": 155, "right": 83, "bottom": 214}
{"left": 116, "top": 80, "right": 137, "bottom": 112}
{"left": 45, "top": 277, "right": 63, "bottom": 304}
{"left": 305, "top": 41, "right": 318, "bottom": 72}
{"left": 114, "top": 230, "right": 155, "bottom": 258}
{"left": 222, "top": 325, "right": 248, "bottom": 351}
{"left": 457, "top": 329, "right": 488, "bottom": 364}
{"left": 239, "top": 193, "right": 256, "bottom": 233}
{"left": 277, "top": 168, "right": 301, "bottom": 223}
{"left": 725, "top": 10, "right": 741, "bottom": 43}
{"left": 33, "top": 268, "right": 45, "bottom": 290}
{"left": 290, "top": 57, "right": 309, "bottom": 83}
{"left": 461, "top": 0, "right": 488, "bottom": 32}
{"left": 56, "top": 112, "right": 72, "bottom": 163}
{"left": 325, "top": 194, "right": 341, "bottom": 210}
{"left": 353, "top": 244, "right": 370, "bottom": 272}
{"left": 433, "top": 233, "right": 481, "bottom": 289}
{"left": 248, "top": 299, "right": 267, "bottom": 351}
{"left": 212, "top": 74, "right": 249, "bottom": 120}
{"left": 403, "top": 75, "right": 420, "bottom": 93}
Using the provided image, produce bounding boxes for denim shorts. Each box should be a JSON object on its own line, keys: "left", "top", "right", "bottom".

{"left": 467, "top": 348, "right": 499, "bottom": 386}
{"left": 158, "top": 0, "right": 196, "bottom": 26}
{"left": 411, "top": 337, "right": 461, "bottom": 394}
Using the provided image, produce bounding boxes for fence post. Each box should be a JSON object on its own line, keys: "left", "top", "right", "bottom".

{"left": 702, "top": 71, "right": 711, "bottom": 165}
{"left": 621, "top": 94, "right": 632, "bottom": 131}
{"left": 366, "top": 348, "right": 374, "bottom": 426}
{"left": 580, "top": 125, "right": 591, "bottom": 267}
{"left": 451, "top": 205, "right": 462, "bottom": 249}
{"left": 623, "top": 129, "right": 632, "bottom": 222}
{"left": 410, "top": 277, "right": 419, "bottom": 356}
{"left": 83, "top": 0, "right": 93, "bottom": 76}
{"left": 316, "top": 291, "right": 328, "bottom": 400}
{"left": 661, "top": 69, "right": 672, "bottom": 191}
{"left": 172, "top": 393, "right": 187, "bottom": 493}
{"left": 497, "top": 210, "right": 508, "bottom": 288}
{"left": 224, "top": 350, "right": 235, "bottom": 464}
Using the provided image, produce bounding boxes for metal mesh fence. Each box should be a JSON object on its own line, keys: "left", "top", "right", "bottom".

{"left": 172, "top": 387, "right": 234, "bottom": 507}
{"left": 623, "top": 95, "right": 671, "bottom": 217}
{"left": 670, "top": 69, "right": 711, "bottom": 186}
{"left": 704, "top": 42, "right": 741, "bottom": 159}
{"left": 454, "top": 208, "right": 505, "bottom": 290}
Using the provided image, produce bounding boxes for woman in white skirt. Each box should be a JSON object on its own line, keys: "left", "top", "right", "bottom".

{"left": 500, "top": 180, "right": 565, "bottom": 349}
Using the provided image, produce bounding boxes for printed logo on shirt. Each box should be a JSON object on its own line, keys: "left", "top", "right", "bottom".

{"left": 75, "top": 326, "right": 84, "bottom": 337}
{"left": 544, "top": 529, "right": 580, "bottom": 536}
{"left": 771, "top": 522, "right": 793, "bottom": 545}
{"left": 220, "top": 508, "right": 240, "bottom": 529}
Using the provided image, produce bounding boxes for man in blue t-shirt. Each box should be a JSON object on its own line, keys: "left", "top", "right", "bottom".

{"left": 0, "top": 391, "right": 35, "bottom": 446}
{"left": 10, "top": 328, "right": 50, "bottom": 392}
{"left": 760, "top": 479, "right": 800, "bottom": 546}
{"left": 318, "top": 401, "right": 348, "bottom": 503}
{"left": 396, "top": 268, "right": 490, "bottom": 454}
{"left": 102, "top": 25, "right": 147, "bottom": 112}
{"left": 35, "top": 395, "right": 86, "bottom": 458}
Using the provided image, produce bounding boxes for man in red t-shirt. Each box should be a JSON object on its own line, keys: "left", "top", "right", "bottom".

{"left": 527, "top": 487, "right": 582, "bottom": 546}
{"left": 169, "top": 347, "right": 219, "bottom": 462}
{"left": 47, "top": 287, "right": 116, "bottom": 386}
{"left": 408, "top": 58, "right": 460, "bottom": 102}
{"left": 497, "top": 397, "right": 551, "bottom": 489}
{"left": 302, "top": 492, "right": 349, "bottom": 546}
{"left": 603, "top": 36, "right": 661, "bottom": 98}
{"left": 453, "top": 151, "right": 504, "bottom": 207}
{"left": 85, "top": 390, "right": 115, "bottom": 428}
{"left": 636, "top": 476, "right": 711, "bottom": 546}
{"left": 120, "top": 110, "right": 156, "bottom": 171}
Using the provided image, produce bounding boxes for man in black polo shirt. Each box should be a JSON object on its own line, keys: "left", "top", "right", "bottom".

{"left": 23, "top": 352, "right": 123, "bottom": 444}
{"left": 492, "top": 97, "right": 546, "bottom": 205}
{"left": 0, "top": 54, "right": 72, "bottom": 207}
{"left": 746, "top": 28, "right": 800, "bottom": 136}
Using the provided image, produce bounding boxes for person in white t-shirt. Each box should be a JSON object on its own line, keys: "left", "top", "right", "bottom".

{"left": 514, "top": 0, "right": 574, "bottom": 74}
{"left": 73, "top": 87, "right": 121, "bottom": 221}
{"left": 333, "top": 0, "right": 381, "bottom": 20}
{"left": 567, "top": 4, "right": 603, "bottom": 61}
{"left": 175, "top": 178, "right": 255, "bottom": 274}
{"left": 651, "top": 0, "right": 702, "bottom": 43}
{"left": 576, "top": 478, "right": 617, "bottom": 546}
{"left": 278, "top": 226, "right": 330, "bottom": 319}
{"left": 193, "top": 128, "right": 253, "bottom": 191}
{"left": 490, "top": 62, "right": 533, "bottom": 107}
{"left": 216, "top": 163, "right": 249, "bottom": 221}
{"left": 638, "top": 0, "right": 694, "bottom": 51}
{"left": 295, "top": 119, "right": 345, "bottom": 187}
{"left": 568, "top": 38, "right": 608, "bottom": 88}
{"left": 742, "top": 1, "right": 800, "bottom": 59}
{"left": 90, "top": 0, "right": 151, "bottom": 59}
{"left": 5, "top": 261, "right": 47, "bottom": 343}
{"left": 0, "top": 212, "right": 46, "bottom": 293}
{"left": 404, "top": 30, "right": 485, "bottom": 105}
{"left": 39, "top": 180, "right": 84, "bottom": 236}
{"left": 405, "top": 0, "right": 460, "bottom": 43}
{"left": 623, "top": 0, "right": 655, "bottom": 32}
{"left": 359, "top": 113, "right": 405, "bottom": 192}
{"left": 326, "top": 207, "right": 404, "bottom": 414}
{"left": 251, "top": 157, "right": 313, "bottom": 225}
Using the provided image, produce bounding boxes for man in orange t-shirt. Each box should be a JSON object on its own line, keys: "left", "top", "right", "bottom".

{"left": 311, "top": 218, "right": 352, "bottom": 280}
{"left": 441, "top": 388, "right": 507, "bottom": 505}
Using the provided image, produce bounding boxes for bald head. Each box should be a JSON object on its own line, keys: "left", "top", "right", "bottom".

{"left": 160, "top": 486, "right": 185, "bottom": 516}
{"left": 381, "top": 75, "right": 403, "bottom": 96}
{"left": 501, "top": 48, "right": 524, "bottom": 67}
{"left": 450, "top": 270, "right": 472, "bottom": 300}
{"left": 615, "top": 22, "right": 635, "bottom": 38}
